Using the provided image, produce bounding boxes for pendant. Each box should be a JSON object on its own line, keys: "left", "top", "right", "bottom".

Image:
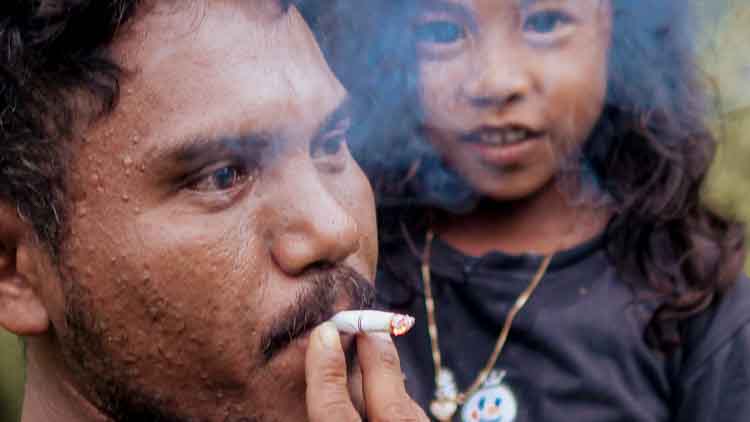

{"left": 460, "top": 370, "right": 518, "bottom": 422}
{"left": 430, "top": 368, "right": 459, "bottom": 421}
{"left": 430, "top": 398, "right": 458, "bottom": 421}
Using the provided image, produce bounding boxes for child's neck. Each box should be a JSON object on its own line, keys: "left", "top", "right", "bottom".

{"left": 432, "top": 181, "right": 611, "bottom": 257}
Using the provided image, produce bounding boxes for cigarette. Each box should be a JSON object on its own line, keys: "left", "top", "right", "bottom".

{"left": 330, "top": 310, "right": 415, "bottom": 336}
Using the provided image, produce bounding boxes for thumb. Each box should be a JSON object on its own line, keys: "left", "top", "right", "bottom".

{"left": 305, "top": 322, "right": 361, "bottom": 422}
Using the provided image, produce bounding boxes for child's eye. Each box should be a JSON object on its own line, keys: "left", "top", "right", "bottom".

{"left": 189, "top": 165, "right": 252, "bottom": 192}
{"left": 414, "top": 20, "right": 467, "bottom": 44}
{"left": 523, "top": 10, "right": 573, "bottom": 34}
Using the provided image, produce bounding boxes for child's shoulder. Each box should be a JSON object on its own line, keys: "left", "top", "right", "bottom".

{"left": 669, "top": 275, "right": 750, "bottom": 417}
{"left": 678, "top": 273, "right": 750, "bottom": 375}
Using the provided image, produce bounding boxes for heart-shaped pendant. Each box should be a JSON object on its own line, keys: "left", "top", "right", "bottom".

{"left": 430, "top": 398, "right": 458, "bottom": 421}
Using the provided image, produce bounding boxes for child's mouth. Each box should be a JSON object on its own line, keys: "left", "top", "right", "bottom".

{"left": 460, "top": 126, "right": 546, "bottom": 165}
{"left": 461, "top": 126, "right": 544, "bottom": 147}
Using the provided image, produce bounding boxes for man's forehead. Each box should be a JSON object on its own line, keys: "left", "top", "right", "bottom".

{"left": 106, "top": 0, "right": 318, "bottom": 120}
{"left": 115, "top": 0, "right": 290, "bottom": 58}
{"left": 80, "top": 0, "right": 345, "bottom": 164}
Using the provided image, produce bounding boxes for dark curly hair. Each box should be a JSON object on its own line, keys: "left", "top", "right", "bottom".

{"left": 310, "top": 0, "right": 746, "bottom": 354}
{"left": 0, "top": 0, "right": 142, "bottom": 256}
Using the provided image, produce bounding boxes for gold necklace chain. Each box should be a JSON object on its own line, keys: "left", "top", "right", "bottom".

{"left": 421, "top": 229, "right": 553, "bottom": 420}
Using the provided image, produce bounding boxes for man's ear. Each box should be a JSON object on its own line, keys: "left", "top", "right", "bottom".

{"left": 0, "top": 203, "right": 49, "bottom": 336}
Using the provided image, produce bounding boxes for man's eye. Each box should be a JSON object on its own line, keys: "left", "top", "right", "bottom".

{"left": 311, "top": 135, "right": 348, "bottom": 159}
{"left": 523, "top": 11, "right": 572, "bottom": 34}
{"left": 190, "top": 165, "right": 249, "bottom": 192}
{"left": 414, "top": 21, "right": 466, "bottom": 44}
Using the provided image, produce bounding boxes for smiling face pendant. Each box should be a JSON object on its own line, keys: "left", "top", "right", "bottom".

{"left": 461, "top": 370, "right": 517, "bottom": 422}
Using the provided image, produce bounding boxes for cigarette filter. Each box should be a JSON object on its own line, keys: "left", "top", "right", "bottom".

{"left": 331, "top": 310, "right": 415, "bottom": 336}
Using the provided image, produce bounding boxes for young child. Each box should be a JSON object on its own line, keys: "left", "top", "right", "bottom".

{"left": 320, "top": 0, "right": 750, "bottom": 420}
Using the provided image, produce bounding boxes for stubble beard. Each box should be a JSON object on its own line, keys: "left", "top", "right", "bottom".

{"left": 56, "top": 264, "right": 375, "bottom": 422}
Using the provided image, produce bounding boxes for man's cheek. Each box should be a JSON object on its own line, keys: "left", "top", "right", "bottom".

{"left": 346, "top": 174, "right": 378, "bottom": 278}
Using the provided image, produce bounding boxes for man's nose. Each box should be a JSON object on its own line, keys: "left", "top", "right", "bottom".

{"left": 269, "top": 162, "right": 360, "bottom": 276}
{"left": 461, "top": 39, "right": 533, "bottom": 110}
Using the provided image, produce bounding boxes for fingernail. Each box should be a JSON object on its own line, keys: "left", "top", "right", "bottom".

{"left": 319, "top": 322, "right": 340, "bottom": 349}
{"left": 369, "top": 332, "right": 393, "bottom": 343}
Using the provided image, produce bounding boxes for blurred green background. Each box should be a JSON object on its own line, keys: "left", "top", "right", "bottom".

{"left": 1, "top": 330, "right": 23, "bottom": 422}
{"left": 0, "top": 2, "right": 748, "bottom": 421}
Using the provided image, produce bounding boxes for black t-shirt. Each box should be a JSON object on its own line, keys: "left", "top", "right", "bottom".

{"left": 376, "top": 227, "right": 750, "bottom": 422}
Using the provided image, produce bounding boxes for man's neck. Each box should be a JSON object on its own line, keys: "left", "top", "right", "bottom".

{"left": 433, "top": 180, "right": 611, "bottom": 257}
{"left": 21, "top": 336, "right": 109, "bottom": 422}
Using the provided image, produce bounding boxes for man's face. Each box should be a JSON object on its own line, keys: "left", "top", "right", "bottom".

{"left": 43, "top": 2, "right": 377, "bottom": 421}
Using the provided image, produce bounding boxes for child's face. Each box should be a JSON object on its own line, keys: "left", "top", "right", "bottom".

{"left": 414, "top": 0, "right": 611, "bottom": 200}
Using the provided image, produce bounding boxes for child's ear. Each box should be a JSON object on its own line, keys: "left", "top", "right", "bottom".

{"left": 0, "top": 203, "right": 49, "bottom": 336}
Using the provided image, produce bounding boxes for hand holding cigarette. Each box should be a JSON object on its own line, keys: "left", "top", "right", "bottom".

{"left": 331, "top": 310, "right": 416, "bottom": 336}
{"left": 306, "top": 320, "right": 429, "bottom": 422}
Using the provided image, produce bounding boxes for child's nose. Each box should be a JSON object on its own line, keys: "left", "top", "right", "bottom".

{"left": 461, "top": 41, "right": 532, "bottom": 110}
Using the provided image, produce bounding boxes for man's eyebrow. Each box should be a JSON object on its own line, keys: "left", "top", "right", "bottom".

{"left": 146, "top": 97, "right": 353, "bottom": 173}
{"left": 315, "top": 95, "right": 354, "bottom": 139}
{"left": 416, "top": 0, "right": 475, "bottom": 27}
{"left": 420, "top": 0, "right": 467, "bottom": 14}
{"left": 520, "top": 0, "right": 574, "bottom": 8}
{"left": 172, "top": 132, "right": 274, "bottom": 165}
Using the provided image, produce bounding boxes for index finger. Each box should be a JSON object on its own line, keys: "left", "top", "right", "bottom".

{"left": 357, "top": 333, "right": 429, "bottom": 422}
{"left": 306, "top": 322, "right": 362, "bottom": 422}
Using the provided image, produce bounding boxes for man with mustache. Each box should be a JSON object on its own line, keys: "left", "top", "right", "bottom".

{"left": 0, "top": 1, "right": 427, "bottom": 421}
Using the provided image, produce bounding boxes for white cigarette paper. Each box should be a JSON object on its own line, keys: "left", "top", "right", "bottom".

{"left": 331, "top": 310, "right": 415, "bottom": 336}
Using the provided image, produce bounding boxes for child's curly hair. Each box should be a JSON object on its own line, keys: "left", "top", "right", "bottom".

{"left": 592, "top": 1, "right": 745, "bottom": 354}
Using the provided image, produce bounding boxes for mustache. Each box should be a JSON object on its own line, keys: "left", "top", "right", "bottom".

{"left": 260, "top": 265, "right": 375, "bottom": 362}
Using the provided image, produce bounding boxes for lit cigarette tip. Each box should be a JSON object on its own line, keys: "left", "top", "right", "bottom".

{"left": 331, "top": 310, "right": 416, "bottom": 336}
{"left": 390, "top": 314, "right": 416, "bottom": 336}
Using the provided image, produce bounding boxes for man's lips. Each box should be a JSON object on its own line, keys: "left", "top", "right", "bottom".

{"left": 260, "top": 266, "right": 376, "bottom": 362}
{"left": 265, "top": 303, "right": 348, "bottom": 359}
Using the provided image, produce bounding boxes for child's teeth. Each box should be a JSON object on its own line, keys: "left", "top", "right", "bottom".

{"left": 506, "top": 130, "right": 526, "bottom": 143}
{"left": 482, "top": 132, "right": 504, "bottom": 145}
{"left": 479, "top": 130, "right": 528, "bottom": 145}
